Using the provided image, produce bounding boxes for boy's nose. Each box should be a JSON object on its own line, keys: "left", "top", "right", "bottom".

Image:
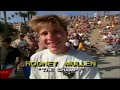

{"left": 47, "top": 32, "right": 55, "bottom": 39}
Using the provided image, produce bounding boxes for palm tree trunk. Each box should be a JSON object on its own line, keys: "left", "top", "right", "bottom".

{"left": 0, "top": 11, "right": 1, "bottom": 21}
{"left": 31, "top": 14, "right": 33, "bottom": 19}
{"left": 27, "top": 11, "right": 30, "bottom": 21}
{"left": 3, "top": 11, "right": 8, "bottom": 37}
{"left": 28, "top": 14, "right": 29, "bottom": 21}
{"left": 12, "top": 18, "right": 14, "bottom": 24}
{"left": 16, "top": 16, "right": 18, "bottom": 23}
{"left": 24, "top": 17, "right": 26, "bottom": 24}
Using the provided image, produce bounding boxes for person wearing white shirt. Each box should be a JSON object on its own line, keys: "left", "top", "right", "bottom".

{"left": 11, "top": 34, "right": 27, "bottom": 48}
{"left": 28, "top": 15, "right": 101, "bottom": 79}
{"left": 73, "top": 38, "right": 79, "bottom": 49}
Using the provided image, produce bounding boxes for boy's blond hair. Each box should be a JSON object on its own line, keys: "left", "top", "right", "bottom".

{"left": 28, "top": 14, "right": 69, "bottom": 32}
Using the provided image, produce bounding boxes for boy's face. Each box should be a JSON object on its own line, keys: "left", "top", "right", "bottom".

{"left": 38, "top": 25, "right": 68, "bottom": 54}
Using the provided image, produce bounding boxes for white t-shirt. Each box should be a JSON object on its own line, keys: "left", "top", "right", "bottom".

{"left": 102, "top": 35, "right": 108, "bottom": 40}
{"left": 29, "top": 48, "right": 101, "bottom": 79}
{"left": 78, "top": 33, "right": 83, "bottom": 37}
{"left": 73, "top": 39, "right": 79, "bottom": 46}
{"left": 97, "top": 21, "right": 102, "bottom": 25}
{"left": 106, "top": 26, "right": 110, "bottom": 29}
{"left": 84, "top": 41, "right": 91, "bottom": 45}
{"left": 65, "top": 42, "right": 71, "bottom": 47}
{"left": 69, "top": 39, "right": 74, "bottom": 44}
{"left": 11, "top": 39, "right": 27, "bottom": 48}
{"left": 107, "top": 35, "right": 114, "bottom": 40}
{"left": 73, "top": 33, "right": 77, "bottom": 37}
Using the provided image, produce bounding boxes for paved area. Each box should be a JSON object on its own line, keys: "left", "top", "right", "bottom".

{"left": 97, "top": 56, "right": 120, "bottom": 79}
{"left": 89, "top": 27, "right": 120, "bottom": 79}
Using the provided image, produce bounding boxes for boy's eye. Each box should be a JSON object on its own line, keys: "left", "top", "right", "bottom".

{"left": 54, "top": 31, "right": 61, "bottom": 33}
{"left": 41, "top": 32, "right": 48, "bottom": 35}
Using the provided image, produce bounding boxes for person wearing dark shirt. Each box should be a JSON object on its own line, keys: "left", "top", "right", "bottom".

{"left": 0, "top": 37, "right": 23, "bottom": 78}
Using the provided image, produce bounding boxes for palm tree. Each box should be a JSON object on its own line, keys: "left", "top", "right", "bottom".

{"left": 18, "top": 11, "right": 31, "bottom": 33}
{"left": 11, "top": 14, "right": 15, "bottom": 23}
{"left": 27, "top": 11, "right": 30, "bottom": 21}
{"left": 3, "top": 11, "right": 8, "bottom": 37}
{"left": 3, "top": 11, "right": 7, "bottom": 23}
{"left": 28, "top": 11, "right": 37, "bottom": 20}
{"left": 1, "top": 18, "right": 4, "bottom": 22}
{"left": 15, "top": 12, "right": 19, "bottom": 23}
{"left": 0, "top": 11, "right": 2, "bottom": 21}
{"left": 18, "top": 11, "right": 27, "bottom": 24}
{"left": 0, "top": 11, "right": 1, "bottom": 17}
{"left": 8, "top": 17, "right": 11, "bottom": 23}
{"left": 26, "top": 11, "right": 37, "bottom": 32}
{"left": 18, "top": 11, "right": 23, "bottom": 22}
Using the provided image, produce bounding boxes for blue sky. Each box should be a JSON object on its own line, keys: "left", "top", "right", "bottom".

{"left": 0, "top": 11, "right": 120, "bottom": 23}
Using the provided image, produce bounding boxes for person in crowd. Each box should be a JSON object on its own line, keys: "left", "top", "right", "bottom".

{"left": 0, "top": 37, "right": 23, "bottom": 78}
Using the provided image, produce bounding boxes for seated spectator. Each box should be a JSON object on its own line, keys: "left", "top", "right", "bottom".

{"left": 78, "top": 40, "right": 85, "bottom": 51}
{"left": 102, "top": 33, "right": 108, "bottom": 42}
{"left": 0, "top": 37, "right": 23, "bottom": 78}
{"left": 65, "top": 40, "right": 71, "bottom": 47}
{"left": 84, "top": 39, "right": 91, "bottom": 46}
{"left": 104, "top": 43, "right": 114, "bottom": 52}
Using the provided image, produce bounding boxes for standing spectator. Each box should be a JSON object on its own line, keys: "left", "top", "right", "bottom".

{"left": 0, "top": 37, "right": 23, "bottom": 78}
